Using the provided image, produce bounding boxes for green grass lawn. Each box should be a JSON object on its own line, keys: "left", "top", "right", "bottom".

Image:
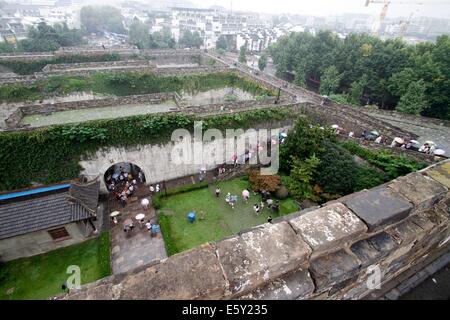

{"left": 158, "top": 177, "right": 300, "bottom": 256}
{"left": 0, "top": 232, "right": 111, "bottom": 300}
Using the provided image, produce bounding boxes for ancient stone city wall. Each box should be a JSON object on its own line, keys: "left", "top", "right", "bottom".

{"left": 41, "top": 60, "right": 155, "bottom": 72}
{"left": 4, "top": 93, "right": 290, "bottom": 130}
{"left": 4, "top": 92, "right": 181, "bottom": 129}
{"left": 0, "top": 65, "right": 232, "bottom": 86}
{"left": 300, "top": 103, "right": 418, "bottom": 142}
{"left": 79, "top": 119, "right": 294, "bottom": 193}
{"left": 61, "top": 160, "right": 450, "bottom": 300}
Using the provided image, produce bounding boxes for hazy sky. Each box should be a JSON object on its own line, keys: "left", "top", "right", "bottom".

{"left": 191, "top": 0, "right": 450, "bottom": 19}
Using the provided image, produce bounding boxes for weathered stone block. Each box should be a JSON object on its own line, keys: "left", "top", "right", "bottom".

{"left": 424, "top": 161, "right": 450, "bottom": 188}
{"left": 119, "top": 243, "right": 227, "bottom": 299}
{"left": 344, "top": 186, "right": 413, "bottom": 231}
{"left": 216, "top": 222, "right": 311, "bottom": 296}
{"left": 67, "top": 243, "right": 228, "bottom": 300}
{"left": 367, "top": 231, "right": 397, "bottom": 252}
{"left": 351, "top": 239, "right": 382, "bottom": 267}
{"left": 309, "top": 249, "right": 360, "bottom": 293}
{"left": 387, "top": 218, "right": 424, "bottom": 244}
{"left": 288, "top": 203, "right": 367, "bottom": 254}
{"left": 388, "top": 173, "right": 447, "bottom": 210}
{"left": 350, "top": 232, "right": 396, "bottom": 268}
{"left": 238, "top": 267, "right": 314, "bottom": 300}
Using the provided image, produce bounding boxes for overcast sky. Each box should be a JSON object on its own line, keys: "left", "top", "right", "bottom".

{"left": 191, "top": 0, "right": 450, "bottom": 19}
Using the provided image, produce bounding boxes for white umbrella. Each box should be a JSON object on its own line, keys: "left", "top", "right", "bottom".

{"left": 434, "top": 149, "right": 446, "bottom": 156}
{"left": 135, "top": 213, "right": 145, "bottom": 220}
{"left": 280, "top": 132, "right": 288, "bottom": 138}
{"left": 110, "top": 211, "right": 120, "bottom": 217}
{"left": 370, "top": 130, "right": 380, "bottom": 136}
{"left": 331, "top": 124, "right": 339, "bottom": 129}
{"left": 410, "top": 140, "right": 420, "bottom": 145}
{"left": 424, "top": 141, "right": 436, "bottom": 146}
{"left": 394, "top": 137, "right": 404, "bottom": 144}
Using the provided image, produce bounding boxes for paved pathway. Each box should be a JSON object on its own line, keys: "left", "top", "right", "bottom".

{"left": 109, "top": 194, "right": 167, "bottom": 275}
{"left": 364, "top": 111, "right": 450, "bottom": 152}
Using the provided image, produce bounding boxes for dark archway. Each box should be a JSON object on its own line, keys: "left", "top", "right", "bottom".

{"left": 103, "top": 162, "right": 146, "bottom": 187}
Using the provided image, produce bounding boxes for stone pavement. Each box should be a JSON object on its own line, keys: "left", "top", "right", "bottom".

{"left": 110, "top": 195, "right": 167, "bottom": 275}
{"left": 365, "top": 111, "right": 450, "bottom": 152}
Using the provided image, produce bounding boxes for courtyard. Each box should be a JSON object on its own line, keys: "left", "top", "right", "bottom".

{"left": 0, "top": 232, "right": 110, "bottom": 300}
{"left": 157, "top": 177, "right": 300, "bottom": 255}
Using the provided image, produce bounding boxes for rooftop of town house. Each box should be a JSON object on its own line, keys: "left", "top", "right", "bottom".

{"left": 0, "top": 177, "right": 100, "bottom": 240}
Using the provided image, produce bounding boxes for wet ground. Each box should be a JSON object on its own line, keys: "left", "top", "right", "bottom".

{"left": 20, "top": 101, "right": 178, "bottom": 127}
{"left": 109, "top": 188, "right": 167, "bottom": 275}
{"left": 366, "top": 112, "right": 450, "bottom": 152}
{"left": 400, "top": 263, "right": 450, "bottom": 300}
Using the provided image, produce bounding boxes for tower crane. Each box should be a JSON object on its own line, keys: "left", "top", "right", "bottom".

{"left": 365, "top": 0, "right": 450, "bottom": 37}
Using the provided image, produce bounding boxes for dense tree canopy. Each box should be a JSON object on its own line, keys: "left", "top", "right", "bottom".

{"left": 178, "top": 30, "right": 203, "bottom": 49}
{"left": 258, "top": 54, "right": 268, "bottom": 71}
{"left": 239, "top": 45, "right": 247, "bottom": 63}
{"left": 80, "top": 5, "right": 125, "bottom": 34}
{"left": 269, "top": 31, "right": 450, "bottom": 120}
{"left": 128, "top": 20, "right": 150, "bottom": 49}
{"left": 216, "top": 35, "right": 228, "bottom": 50}
{"left": 0, "top": 22, "right": 84, "bottom": 53}
{"left": 148, "top": 27, "right": 176, "bottom": 49}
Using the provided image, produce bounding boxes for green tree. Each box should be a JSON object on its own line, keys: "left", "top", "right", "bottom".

{"left": 396, "top": 80, "right": 428, "bottom": 115}
{"left": 179, "top": 30, "right": 203, "bottom": 48}
{"left": 319, "top": 65, "right": 341, "bottom": 96}
{"left": 80, "top": 5, "right": 125, "bottom": 34}
{"left": 239, "top": 45, "right": 247, "bottom": 63}
{"left": 258, "top": 54, "right": 267, "bottom": 71}
{"left": 16, "top": 22, "right": 83, "bottom": 52}
{"left": 286, "top": 155, "right": 321, "bottom": 201}
{"left": 350, "top": 74, "right": 369, "bottom": 105}
{"left": 128, "top": 20, "right": 149, "bottom": 49}
{"left": 267, "top": 30, "right": 450, "bottom": 120}
{"left": 216, "top": 35, "right": 228, "bottom": 50}
{"left": 0, "top": 42, "right": 15, "bottom": 53}
{"left": 148, "top": 27, "right": 175, "bottom": 49}
{"left": 279, "top": 117, "right": 334, "bottom": 172}
{"left": 315, "top": 141, "right": 358, "bottom": 196}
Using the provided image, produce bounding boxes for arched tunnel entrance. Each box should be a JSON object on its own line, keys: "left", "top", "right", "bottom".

{"left": 103, "top": 162, "right": 146, "bottom": 195}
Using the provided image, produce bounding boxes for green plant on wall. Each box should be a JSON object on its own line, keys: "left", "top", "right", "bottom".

{"left": 0, "top": 72, "right": 276, "bottom": 103}
{"left": 0, "top": 107, "right": 294, "bottom": 191}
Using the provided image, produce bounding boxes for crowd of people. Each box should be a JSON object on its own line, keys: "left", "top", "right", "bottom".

{"left": 106, "top": 168, "right": 142, "bottom": 208}
{"left": 336, "top": 127, "right": 446, "bottom": 156}
{"left": 218, "top": 187, "right": 279, "bottom": 217}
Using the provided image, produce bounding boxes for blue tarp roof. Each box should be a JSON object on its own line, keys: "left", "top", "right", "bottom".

{"left": 0, "top": 184, "right": 71, "bottom": 201}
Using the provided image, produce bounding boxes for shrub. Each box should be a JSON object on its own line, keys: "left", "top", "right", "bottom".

{"left": 248, "top": 170, "right": 281, "bottom": 192}
{"left": 315, "top": 141, "right": 358, "bottom": 196}
{"left": 275, "top": 185, "right": 289, "bottom": 199}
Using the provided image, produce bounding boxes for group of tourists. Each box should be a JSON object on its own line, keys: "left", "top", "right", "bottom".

{"left": 149, "top": 184, "right": 161, "bottom": 194}
{"left": 217, "top": 187, "right": 279, "bottom": 216}
{"left": 106, "top": 168, "right": 143, "bottom": 208}
{"left": 341, "top": 126, "right": 447, "bottom": 156}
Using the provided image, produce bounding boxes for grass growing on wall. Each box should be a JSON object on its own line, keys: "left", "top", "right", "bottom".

{"left": 0, "top": 107, "right": 295, "bottom": 191}
{"left": 0, "top": 53, "right": 122, "bottom": 75}
{"left": 0, "top": 71, "right": 275, "bottom": 103}
{"left": 340, "top": 141, "right": 427, "bottom": 179}
{"left": 0, "top": 232, "right": 111, "bottom": 300}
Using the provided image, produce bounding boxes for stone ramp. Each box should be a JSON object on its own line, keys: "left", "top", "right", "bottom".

{"left": 109, "top": 194, "right": 167, "bottom": 275}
